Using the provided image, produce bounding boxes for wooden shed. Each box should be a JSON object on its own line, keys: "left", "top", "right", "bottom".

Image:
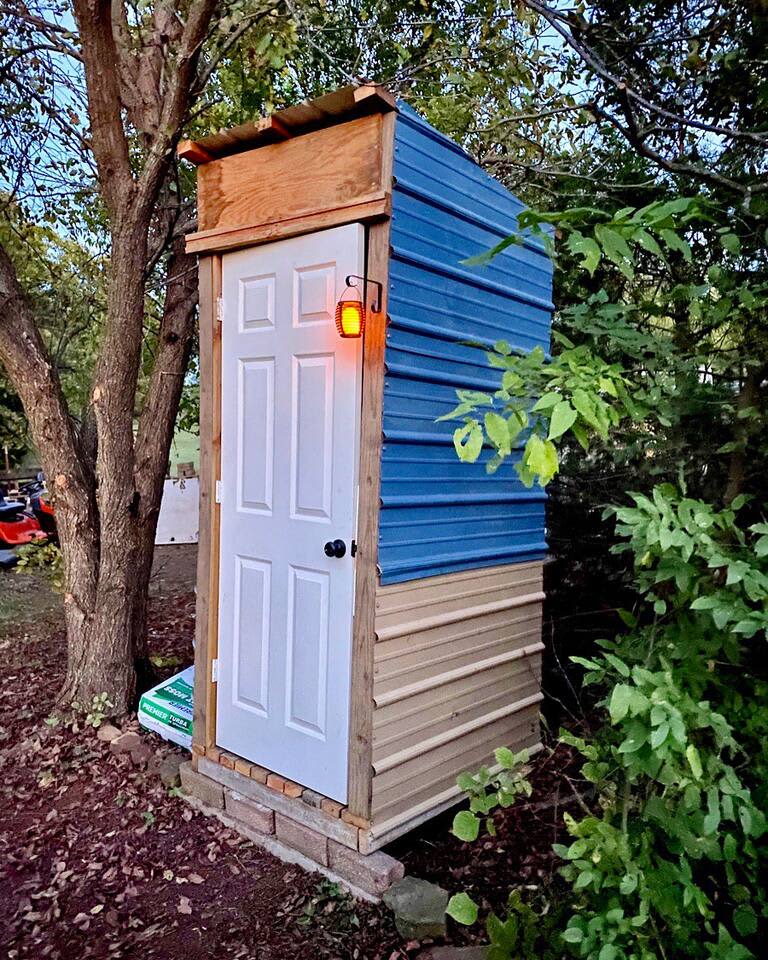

{"left": 184, "top": 84, "right": 553, "bottom": 863}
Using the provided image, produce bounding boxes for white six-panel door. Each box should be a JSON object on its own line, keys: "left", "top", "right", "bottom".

{"left": 216, "top": 224, "right": 364, "bottom": 802}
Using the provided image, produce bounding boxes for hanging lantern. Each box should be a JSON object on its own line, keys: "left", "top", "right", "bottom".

{"left": 335, "top": 275, "right": 382, "bottom": 339}
{"left": 335, "top": 296, "right": 366, "bottom": 338}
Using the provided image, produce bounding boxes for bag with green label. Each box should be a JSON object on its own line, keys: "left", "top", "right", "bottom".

{"left": 138, "top": 665, "right": 193, "bottom": 749}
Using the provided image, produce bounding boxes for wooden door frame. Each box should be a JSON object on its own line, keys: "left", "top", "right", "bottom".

{"left": 192, "top": 191, "right": 392, "bottom": 817}
{"left": 193, "top": 253, "right": 223, "bottom": 756}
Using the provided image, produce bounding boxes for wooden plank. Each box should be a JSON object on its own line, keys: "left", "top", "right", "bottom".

{"left": 177, "top": 139, "right": 214, "bottom": 165}
{"left": 346, "top": 109, "right": 396, "bottom": 819}
{"left": 373, "top": 693, "right": 543, "bottom": 775}
{"left": 185, "top": 194, "right": 390, "bottom": 256}
{"left": 192, "top": 255, "right": 223, "bottom": 752}
{"left": 257, "top": 115, "right": 291, "bottom": 140}
{"left": 193, "top": 255, "right": 215, "bottom": 752}
{"left": 375, "top": 560, "right": 544, "bottom": 618}
{"left": 353, "top": 83, "right": 397, "bottom": 111}
{"left": 373, "top": 665, "right": 542, "bottom": 765}
{"left": 369, "top": 560, "right": 545, "bottom": 830}
{"left": 207, "top": 255, "right": 223, "bottom": 749}
{"left": 374, "top": 643, "right": 544, "bottom": 709}
{"left": 370, "top": 706, "right": 541, "bottom": 830}
{"left": 197, "top": 113, "right": 384, "bottom": 233}
{"left": 375, "top": 590, "right": 545, "bottom": 643}
{"left": 363, "top": 744, "right": 544, "bottom": 852}
{"left": 190, "top": 84, "right": 396, "bottom": 161}
{"left": 374, "top": 617, "right": 543, "bottom": 697}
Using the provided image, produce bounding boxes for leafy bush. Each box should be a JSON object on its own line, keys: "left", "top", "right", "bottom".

{"left": 15, "top": 541, "right": 64, "bottom": 592}
{"left": 443, "top": 202, "right": 768, "bottom": 959}
{"left": 558, "top": 485, "right": 768, "bottom": 960}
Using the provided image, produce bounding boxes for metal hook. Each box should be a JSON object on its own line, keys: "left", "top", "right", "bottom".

{"left": 345, "top": 275, "right": 382, "bottom": 313}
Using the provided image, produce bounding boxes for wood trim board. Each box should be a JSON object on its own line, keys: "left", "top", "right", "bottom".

{"left": 345, "top": 110, "right": 396, "bottom": 818}
{"left": 185, "top": 194, "right": 390, "bottom": 255}
{"left": 195, "top": 113, "right": 385, "bottom": 234}
{"left": 193, "top": 254, "right": 222, "bottom": 752}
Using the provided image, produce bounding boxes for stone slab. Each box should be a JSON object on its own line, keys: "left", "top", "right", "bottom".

{"left": 198, "top": 757, "right": 358, "bottom": 849}
{"left": 225, "top": 791, "right": 275, "bottom": 835}
{"left": 383, "top": 876, "right": 449, "bottom": 940}
{"left": 276, "top": 813, "right": 328, "bottom": 865}
{"left": 182, "top": 793, "right": 379, "bottom": 903}
{"left": 329, "top": 841, "right": 404, "bottom": 897}
{"left": 179, "top": 761, "right": 224, "bottom": 809}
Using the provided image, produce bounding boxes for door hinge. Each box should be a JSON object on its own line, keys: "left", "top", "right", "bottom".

{"left": 211, "top": 658, "right": 219, "bottom": 683}
{"left": 215, "top": 479, "right": 222, "bottom": 503}
{"left": 215, "top": 297, "right": 224, "bottom": 323}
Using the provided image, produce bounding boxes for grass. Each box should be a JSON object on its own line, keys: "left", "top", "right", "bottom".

{"left": 169, "top": 430, "right": 199, "bottom": 472}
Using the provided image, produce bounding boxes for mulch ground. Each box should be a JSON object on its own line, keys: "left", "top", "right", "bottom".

{"left": 0, "top": 548, "right": 580, "bottom": 959}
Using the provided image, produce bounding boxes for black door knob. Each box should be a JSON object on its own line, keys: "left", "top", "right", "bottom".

{"left": 324, "top": 539, "right": 346, "bottom": 558}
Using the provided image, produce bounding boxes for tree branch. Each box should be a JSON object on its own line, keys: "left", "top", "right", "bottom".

{"left": 522, "top": 0, "right": 768, "bottom": 144}
{"left": 72, "top": 0, "right": 134, "bottom": 215}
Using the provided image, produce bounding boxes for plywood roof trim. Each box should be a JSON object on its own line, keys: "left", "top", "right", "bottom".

{"left": 179, "top": 83, "right": 397, "bottom": 164}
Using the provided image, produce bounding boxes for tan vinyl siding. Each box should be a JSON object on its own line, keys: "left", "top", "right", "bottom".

{"left": 369, "top": 561, "right": 544, "bottom": 844}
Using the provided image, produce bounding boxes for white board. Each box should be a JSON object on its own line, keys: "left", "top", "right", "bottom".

{"left": 156, "top": 477, "right": 200, "bottom": 544}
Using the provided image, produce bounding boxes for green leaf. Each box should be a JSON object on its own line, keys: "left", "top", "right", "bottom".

{"left": 524, "top": 434, "right": 559, "bottom": 486}
{"left": 451, "top": 810, "right": 480, "bottom": 842}
{"left": 494, "top": 746, "right": 516, "bottom": 769}
{"left": 686, "top": 744, "right": 703, "bottom": 779}
{"left": 633, "top": 228, "right": 665, "bottom": 260}
{"left": 660, "top": 228, "right": 692, "bottom": 261}
{"left": 453, "top": 421, "right": 483, "bottom": 463}
{"left": 485, "top": 412, "right": 511, "bottom": 457}
{"left": 457, "top": 773, "right": 475, "bottom": 792}
{"left": 650, "top": 722, "right": 669, "bottom": 749}
{"left": 571, "top": 388, "right": 602, "bottom": 433}
{"left": 733, "top": 905, "right": 757, "bottom": 937}
{"left": 562, "top": 926, "right": 584, "bottom": 943}
{"left": 599, "top": 946, "right": 619, "bottom": 960}
{"left": 567, "top": 230, "right": 602, "bottom": 275}
{"left": 595, "top": 224, "right": 634, "bottom": 271}
{"left": 609, "top": 684, "right": 634, "bottom": 724}
{"left": 532, "top": 391, "right": 561, "bottom": 412}
{"left": 720, "top": 233, "right": 741, "bottom": 255}
{"left": 548, "top": 401, "right": 578, "bottom": 440}
{"left": 574, "top": 870, "right": 593, "bottom": 890}
{"left": 446, "top": 892, "right": 479, "bottom": 926}
{"left": 604, "top": 653, "right": 630, "bottom": 677}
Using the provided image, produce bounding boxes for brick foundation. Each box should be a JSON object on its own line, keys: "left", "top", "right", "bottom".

{"left": 179, "top": 760, "right": 403, "bottom": 900}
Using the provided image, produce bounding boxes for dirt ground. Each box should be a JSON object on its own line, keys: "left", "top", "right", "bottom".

{"left": 0, "top": 545, "right": 574, "bottom": 959}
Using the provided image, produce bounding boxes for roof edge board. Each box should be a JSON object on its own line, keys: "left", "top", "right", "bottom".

{"left": 178, "top": 83, "right": 397, "bottom": 164}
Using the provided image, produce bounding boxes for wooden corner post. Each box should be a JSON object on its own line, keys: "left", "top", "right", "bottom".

{"left": 193, "top": 254, "right": 222, "bottom": 754}
{"left": 346, "top": 109, "right": 396, "bottom": 818}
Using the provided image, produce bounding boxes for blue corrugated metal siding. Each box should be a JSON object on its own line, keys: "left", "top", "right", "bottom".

{"left": 378, "top": 105, "right": 553, "bottom": 584}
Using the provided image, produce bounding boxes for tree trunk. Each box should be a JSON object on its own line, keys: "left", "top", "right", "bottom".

{"left": 59, "top": 598, "right": 136, "bottom": 710}
{"left": 131, "top": 237, "right": 199, "bottom": 695}
{"left": 2, "top": 0, "right": 216, "bottom": 718}
{"left": 1, "top": 225, "right": 197, "bottom": 716}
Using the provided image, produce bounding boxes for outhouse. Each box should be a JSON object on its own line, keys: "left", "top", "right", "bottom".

{"left": 182, "top": 84, "right": 553, "bottom": 863}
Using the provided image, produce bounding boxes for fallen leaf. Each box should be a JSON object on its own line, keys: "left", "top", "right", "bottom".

{"left": 177, "top": 896, "right": 192, "bottom": 915}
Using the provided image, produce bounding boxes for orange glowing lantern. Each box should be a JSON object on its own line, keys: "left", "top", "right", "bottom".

{"left": 335, "top": 297, "right": 365, "bottom": 338}
{"left": 335, "top": 275, "right": 382, "bottom": 339}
